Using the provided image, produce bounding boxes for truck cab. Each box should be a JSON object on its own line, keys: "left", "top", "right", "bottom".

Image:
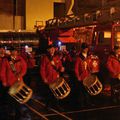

{"left": 91, "top": 22, "right": 120, "bottom": 65}
{"left": 72, "top": 22, "right": 120, "bottom": 84}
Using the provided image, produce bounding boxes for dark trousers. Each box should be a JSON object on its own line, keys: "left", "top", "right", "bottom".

{"left": 75, "top": 80, "right": 92, "bottom": 106}
{"left": 0, "top": 87, "right": 22, "bottom": 120}
{"left": 110, "top": 78, "right": 120, "bottom": 103}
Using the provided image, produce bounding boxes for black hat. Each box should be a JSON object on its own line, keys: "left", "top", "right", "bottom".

{"left": 9, "top": 46, "right": 17, "bottom": 51}
{"left": 81, "top": 42, "right": 88, "bottom": 49}
{"left": 0, "top": 45, "right": 5, "bottom": 49}
{"left": 47, "top": 44, "right": 54, "bottom": 50}
{"left": 114, "top": 45, "right": 120, "bottom": 50}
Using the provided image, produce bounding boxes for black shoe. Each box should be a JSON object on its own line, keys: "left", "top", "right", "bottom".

{"left": 79, "top": 104, "right": 86, "bottom": 108}
{"left": 45, "top": 103, "right": 52, "bottom": 109}
{"left": 90, "top": 103, "right": 95, "bottom": 107}
{"left": 85, "top": 102, "right": 95, "bottom": 107}
{"left": 55, "top": 104, "right": 65, "bottom": 112}
{"left": 112, "top": 98, "right": 119, "bottom": 104}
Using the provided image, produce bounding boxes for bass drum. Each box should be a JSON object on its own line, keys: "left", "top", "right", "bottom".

{"left": 49, "top": 77, "right": 71, "bottom": 99}
{"left": 83, "top": 74, "right": 103, "bottom": 96}
{"left": 8, "top": 81, "right": 33, "bottom": 104}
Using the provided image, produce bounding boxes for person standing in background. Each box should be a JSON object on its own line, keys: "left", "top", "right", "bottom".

{"left": 74, "top": 42, "right": 93, "bottom": 107}
{"left": 40, "top": 44, "right": 65, "bottom": 108}
{"left": 0, "top": 47, "right": 27, "bottom": 120}
{"left": 0, "top": 46, "right": 5, "bottom": 103}
{"left": 106, "top": 45, "right": 120, "bottom": 103}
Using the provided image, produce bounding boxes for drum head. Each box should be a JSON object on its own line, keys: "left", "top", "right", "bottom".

{"left": 49, "top": 77, "right": 64, "bottom": 89}
{"left": 9, "top": 81, "right": 23, "bottom": 95}
{"left": 83, "top": 75, "right": 97, "bottom": 87}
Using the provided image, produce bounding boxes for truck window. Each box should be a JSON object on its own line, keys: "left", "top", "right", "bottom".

{"left": 114, "top": 32, "right": 120, "bottom": 45}
{"left": 113, "top": 25, "right": 120, "bottom": 45}
{"left": 98, "top": 31, "right": 111, "bottom": 45}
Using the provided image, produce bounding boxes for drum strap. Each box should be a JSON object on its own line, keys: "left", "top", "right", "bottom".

{"left": 9, "top": 61, "right": 17, "bottom": 74}
{"left": 9, "top": 60, "right": 21, "bottom": 81}
{"left": 47, "top": 55, "right": 60, "bottom": 73}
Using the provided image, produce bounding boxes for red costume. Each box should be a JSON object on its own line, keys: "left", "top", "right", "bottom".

{"left": 74, "top": 54, "right": 90, "bottom": 81}
{"left": 26, "top": 53, "right": 36, "bottom": 69}
{"left": 20, "top": 49, "right": 35, "bottom": 69}
{"left": 0, "top": 57, "right": 3, "bottom": 80}
{"left": 106, "top": 55, "right": 120, "bottom": 78}
{"left": 0, "top": 56, "right": 27, "bottom": 87}
{"left": 40, "top": 54, "right": 64, "bottom": 84}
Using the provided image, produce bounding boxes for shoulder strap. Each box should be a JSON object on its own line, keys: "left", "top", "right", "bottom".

{"left": 47, "top": 55, "right": 59, "bottom": 73}
{"left": 9, "top": 61, "right": 17, "bottom": 74}
{"left": 9, "top": 60, "right": 21, "bottom": 81}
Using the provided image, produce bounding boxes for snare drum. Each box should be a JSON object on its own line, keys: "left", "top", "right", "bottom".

{"left": 8, "top": 81, "right": 33, "bottom": 104}
{"left": 83, "top": 74, "right": 103, "bottom": 96}
{"left": 49, "top": 77, "right": 71, "bottom": 99}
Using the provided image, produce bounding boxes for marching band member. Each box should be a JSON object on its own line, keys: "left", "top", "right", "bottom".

{"left": 0, "top": 46, "right": 5, "bottom": 102}
{"left": 40, "top": 44, "right": 65, "bottom": 108}
{"left": 106, "top": 45, "right": 120, "bottom": 103}
{"left": 74, "top": 42, "right": 93, "bottom": 107}
{"left": 0, "top": 47, "right": 27, "bottom": 119}
{"left": 0, "top": 46, "right": 5, "bottom": 80}
{"left": 107, "top": 45, "right": 120, "bottom": 80}
{"left": 40, "top": 44, "right": 64, "bottom": 85}
{"left": 0, "top": 47, "right": 27, "bottom": 87}
{"left": 21, "top": 47, "right": 36, "bottom": 88}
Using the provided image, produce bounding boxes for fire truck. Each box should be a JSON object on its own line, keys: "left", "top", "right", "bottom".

{"left": 43, "top": 6, "right": 120, "bottom": 96}
{"left": 44, "top": 4, "right": 120, "bottom": 62}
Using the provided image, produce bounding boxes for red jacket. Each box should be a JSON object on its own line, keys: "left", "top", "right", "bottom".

{"left": 26, "top": 53, "right": 36, "bottom": 69}
{"left": 40, "top": 54, "right": 64, "bottom": 84}
{"left": 0, "top": 57, "right": 3, "bottom": 81}
{"left": 75, "top": 55, "right": 90, "bottom": 82}
{"left": 106, "top": 55, "right": 120, "bottom": 78}
{"left": 21, "top": 52, "right": 35, "bottom": 69}
{"left": 0, "top": 56, "right": 27, "bottom": 87}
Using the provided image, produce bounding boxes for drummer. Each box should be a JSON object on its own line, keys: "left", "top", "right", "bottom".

{"left": 40, "top": 44, "right": 65, "bottom": 107}
{"left": 0, "top": 46, "right": 5, "bottom": 102}
{"left": 74, "top": 42, "right": 94, "bottom": 107}
{"left": 0, "top": 46, "right": 27, "bottom": 119}
{"left": 106, "top": 45, "right": 120, "bottom": 103}
{"left": 0, "top": 47, "right": 27, "bottom": 87}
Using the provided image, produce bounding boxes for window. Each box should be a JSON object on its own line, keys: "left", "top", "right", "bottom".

{"left": 98, "top": 31, "right": 111, "bottom": 45}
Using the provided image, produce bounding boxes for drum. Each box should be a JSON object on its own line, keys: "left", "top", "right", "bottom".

{"left": 87, "top": 55, "right": 100, "bottom": 73}
{"left": 83, "top": 74, "right": 103, "bottom": 96}
{"left": 49, "top": 77, "right": 71, "bottom": 99}
{"left": 8, "top": 81, "right": 33, "bottom": 104}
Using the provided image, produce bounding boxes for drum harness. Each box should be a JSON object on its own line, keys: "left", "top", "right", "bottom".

{"left": 9, "top": 59, "right": 20, "bottom": 80}
{"left": 48, "top": 55, "right": 61, "bottom": 74}
{"left": 78, "top": 54, "right": 103, "bottom": 96}
{"left": 8, "top": 58, "right": 72, "bottom": 120}
{"left": 48, "top": 55, "right": 71, "bottom": 98}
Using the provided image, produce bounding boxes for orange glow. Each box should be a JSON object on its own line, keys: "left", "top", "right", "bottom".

{"left": 116, "top": 32, "right": 120, "bottom": 42}
{"left": 58, "top": 37, "right": 77, "bottom": 43}
{"left": 104, "top": 32, "right": 111, "bottom": 38}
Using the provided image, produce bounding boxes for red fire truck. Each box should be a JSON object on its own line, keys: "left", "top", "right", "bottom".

{"left": 44, "top": 11, "right": 120, "bottom": 96}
